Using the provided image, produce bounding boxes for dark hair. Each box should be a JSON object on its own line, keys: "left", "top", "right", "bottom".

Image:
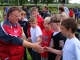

{"left": 7, "top": 7, "right": 21, "bottom": 17}
{"left": 49, "top": 17, "right": 61, "bottom": 23}
{"left": 59, "top": 7, "right": 64, "bottom": 12}
{"left": 44, "top": 6, "right": 48, "bottom": 10}
{"left": 61, "top": 18, "right": 78, "bottom": 33}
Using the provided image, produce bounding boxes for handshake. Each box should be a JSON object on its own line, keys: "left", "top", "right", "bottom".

{"left": 32, "top": 41, "right": 53, "bottom": 53}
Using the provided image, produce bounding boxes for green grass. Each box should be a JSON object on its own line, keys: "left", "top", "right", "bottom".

{"left": 26, "top": 48, "right": 32, "bottom": 60}
{"left": 0, "top": 10, "right": 4, "bottom": 23}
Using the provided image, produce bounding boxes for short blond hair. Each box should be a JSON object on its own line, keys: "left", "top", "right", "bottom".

{"left": 31, "top": 7, "right": 38, "bottom": 12}
{"left": 44, "top": 17, "right": 51, "bottom": 23}
{"left": 29, "top": 16, "right": 37, "bottom": 23}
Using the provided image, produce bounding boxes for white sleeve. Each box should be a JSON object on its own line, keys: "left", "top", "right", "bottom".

{"left": 74, "top": 43, "right": 80, "bottom": 60}
{"left": 36, "top": 26, "right": 42, "bottom": 37}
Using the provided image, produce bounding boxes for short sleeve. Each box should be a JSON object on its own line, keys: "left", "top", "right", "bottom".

{"left": 36, "top": 26, "right": 42, "bottom": 37}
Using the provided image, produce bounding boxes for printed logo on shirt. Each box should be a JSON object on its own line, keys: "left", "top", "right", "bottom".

{"left": 14, "top": 29, "right": 18, "bottom": 33}
{"left": 50, "top": 38, "right": 54, "bottom": 48}
{"left": 59, "top": 40, "right": 64, "bottom": 48}
{"left": 42, "top": 35, "right": 48, "bottom": 41}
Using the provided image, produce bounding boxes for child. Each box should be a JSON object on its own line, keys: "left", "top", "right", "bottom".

{"left": 45, "top": 18, "right": 80, "bottom": 60}
{"left": 27, "top": 7, "right": 44, "bottom": 58}
{"left": 18, "top": 11, "right": 28, "bottom": 60}
{"left": 31, "top": 7, "right": 44, "bottom": 30}
{"left": 29, "top": 16, "right": 42, "bottom": 60}
{"left": 48, "top": 16, "right": 66, "bottom": 60}
{"left": 41, "top": 17, "right": 54, "bottom": 60}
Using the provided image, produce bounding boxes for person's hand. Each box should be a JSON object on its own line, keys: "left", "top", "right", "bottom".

{"left": 43, "top": 46, "right": 53, "bottom": 52}
{"left": 33, "top": 41, "right": 44, "bottom": 53}
{"left": 27, "top": 37, "right": 31, "bottom": 42}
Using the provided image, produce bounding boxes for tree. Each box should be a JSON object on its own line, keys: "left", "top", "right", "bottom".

{"left": 33, "top": 0, "right": 39, "bottom": 5}
{"left": 1, "top": 0, "right": 4, "bottom": 4}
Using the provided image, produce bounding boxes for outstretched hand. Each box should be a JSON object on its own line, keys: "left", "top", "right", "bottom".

{"left": 33, "top": 41, "right": 44, "bottom": 53}
{"left": 43, "top": 46, "right": 53, "bottom": 52}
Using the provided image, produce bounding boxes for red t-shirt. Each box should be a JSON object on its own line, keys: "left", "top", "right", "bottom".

{"left": 69, "top": 9, "right": 73, "bottom": 17}
{"left": 41, "top": 29, "right": 54, "bottom": 58}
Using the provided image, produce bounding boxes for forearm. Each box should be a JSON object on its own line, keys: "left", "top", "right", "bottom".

{"left": 55, "top": 55, "right": 61, "bottom": 60}
{"left": 22, "top": 40, "right": 34, "bottom": 48}
{"left": 50, "top": 49, "right": 62, "bottom": 55}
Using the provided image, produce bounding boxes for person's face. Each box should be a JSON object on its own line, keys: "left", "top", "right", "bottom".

{"left": 9, "top": 10, "right": 21, "bottom": 24}
{"left": 60, "top": 25, "right": 70, "bottom": 37}
{"left": 21, "top": 14, "right": 26, "bottom": 20}
{"left": 30, "top": 21, "right": 37, "bottom": 28}
{"left": 42, "top": 7, "right": 46, "bottom": 12}
{"left": 59, "top": 10, "right": 62, "bottom": 14}
{"left": 50, "top": 22, "right": 58, "bottom": 30}
{"left": 31, "top": 11, "right": 38, "bottom": 17}
{"left": 44, "top": 22, "right": 50, "bottom": 30}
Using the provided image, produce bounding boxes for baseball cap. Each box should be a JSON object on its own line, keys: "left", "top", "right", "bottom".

{"left": 49, "top": 17, "right": 61, "bottom": 23}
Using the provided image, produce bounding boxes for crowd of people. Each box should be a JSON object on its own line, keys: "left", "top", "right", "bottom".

{"left": 0, "top": 4, "right": 80, "bottom": 60}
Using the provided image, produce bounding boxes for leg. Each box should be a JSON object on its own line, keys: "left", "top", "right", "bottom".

{"left": 23, "top": 47, "right": 28, "bottom": 60}
{"left": 32, "top": 50, "right": 36, "bottom": 60}
{"left": 35, "top": 51, "right": 41, "bottom": 60}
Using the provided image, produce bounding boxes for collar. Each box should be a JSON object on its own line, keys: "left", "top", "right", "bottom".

{"left": 6, "top": 18, "right": 17, "bottom": 27}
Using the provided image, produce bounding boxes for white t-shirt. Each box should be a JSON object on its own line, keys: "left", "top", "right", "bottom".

{"left": 62, "top": 37, "right": 80, "bottom": 60}
{"left": 30, "top": 25, "right": 42, "bottom": 43}
{"left": 64, "top": 6, "right": 69, "bottom": 16}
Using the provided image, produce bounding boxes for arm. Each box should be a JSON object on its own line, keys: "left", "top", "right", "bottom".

{"left": 22, "top": 40, "right": 44, "bottom": 53}
{"left": 37, "top": 35, "right": 42, "bottom": 42}
{"left": 45, "top": 47, "right": 62, "bottom": 56}
{"left": 55, "top": 55, "right": 61, "bottom": 60}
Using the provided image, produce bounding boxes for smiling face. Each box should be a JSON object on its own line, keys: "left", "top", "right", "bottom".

{"left": 9, "top": 10, "right": 21, "bottom": 24}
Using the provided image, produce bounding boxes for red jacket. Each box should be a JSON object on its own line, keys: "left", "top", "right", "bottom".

{"left": 0, "top": 19, "right": 24, "bottom": 60}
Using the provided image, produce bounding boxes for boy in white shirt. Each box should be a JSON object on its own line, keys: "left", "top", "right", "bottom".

{"left": 29, "top": 16, "right": 42, "bottom": 60}
{"left": 44, "top": 18, "right": 80, "bottom": 60}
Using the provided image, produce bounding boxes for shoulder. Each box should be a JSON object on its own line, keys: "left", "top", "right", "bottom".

{"left": 36, "top": 25, "right": 41, "bottom": 30}
{"left": 37, "top": 15, "right": 43, "bottom": 21}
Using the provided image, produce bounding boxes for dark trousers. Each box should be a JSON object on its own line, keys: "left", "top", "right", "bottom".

{"left": 75, "top": 15, "right": 78, "bottom": 21}
{"left": 27, "top": 48, "right": 32, "bottom": 57}
{"left": 32, "top": 50, "right": 41, "bottom": 60}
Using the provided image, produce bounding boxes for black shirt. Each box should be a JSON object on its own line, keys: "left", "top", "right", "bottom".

{"left": 48, "top": 32, "right": 66, "bottom": 60}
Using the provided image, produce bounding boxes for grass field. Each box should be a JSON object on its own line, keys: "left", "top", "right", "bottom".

{"left": 0, "top": 10, "right": 4, "bottom": 22}
{"left": 26, "top": 49, "right": 32, "bottom": 60}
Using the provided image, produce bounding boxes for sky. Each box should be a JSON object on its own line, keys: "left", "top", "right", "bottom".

{"left": 69, "top": 0, "right": 80, "bottom": 3}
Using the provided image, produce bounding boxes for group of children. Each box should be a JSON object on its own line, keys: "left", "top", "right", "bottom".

{"left": 0, "top": 6, "right": 80, "bottom": 60}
